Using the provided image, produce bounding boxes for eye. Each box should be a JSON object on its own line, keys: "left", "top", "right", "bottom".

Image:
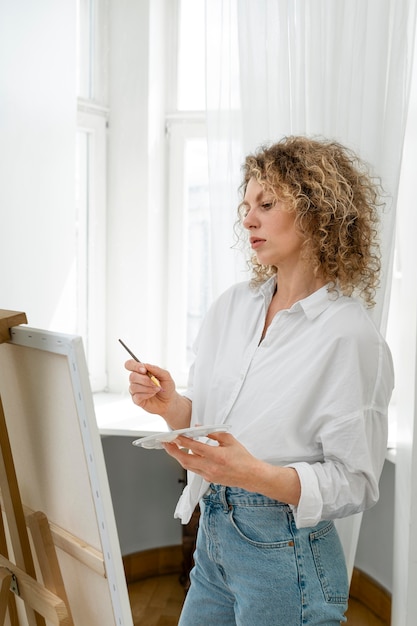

{"left": 261, "top": 201, "right": 274, "bottom": 211}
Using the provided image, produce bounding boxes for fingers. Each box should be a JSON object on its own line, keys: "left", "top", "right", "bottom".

{"left": 124, "top": 358, "right": 148, "bottom": 375}
{"left": 162, "top": 432, "right": 249, "bottom": 488}
{"left": 162, "top": 441, "right": 203, "bottom": 472}
{"left": 162, "top": 434, "right": 225, "bottom": 467}
{"left": 125, "top": 360, "right": 171, "bottom": 388}
{"left": 129, "top": 379, "right": 160, "bottom": 403}
{"left": 163, "top": 437, "right": 227, "bottom": 485}
{"left": 168, "top": 432, "right": 233, "bottom": 455}
{"left": 126, "top": 359, "right": 160, "bottom": 393}
{"left": 206, "top": 432, "right": 233, "bottom": 445}
{"left": 128, "top": 371, "right": 161, "bottom": 406}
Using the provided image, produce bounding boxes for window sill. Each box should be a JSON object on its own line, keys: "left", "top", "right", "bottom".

{"left": 385, "top": 447, "right": 397, "bottom": 464}
{"left": 93, "top": 392, "right": 169, "bottom": 437}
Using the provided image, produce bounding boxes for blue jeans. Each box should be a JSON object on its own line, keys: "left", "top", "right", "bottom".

{"left": 178, "top": 485, "right": 348, "bottom": 626}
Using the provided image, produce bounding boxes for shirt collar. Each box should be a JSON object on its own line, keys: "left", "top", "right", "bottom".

{"left": 295, "top": 284, "right": 338, "bottom": 320}
{"left": 255, "top": 277, "right": 339, "bottom": 321}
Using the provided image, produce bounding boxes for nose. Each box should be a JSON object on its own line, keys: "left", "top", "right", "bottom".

{"left": 242, "top": 207, "right": 258, "bottom": 230}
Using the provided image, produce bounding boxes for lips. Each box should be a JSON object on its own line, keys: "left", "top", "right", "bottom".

{"left": 250, "top": 237, "right": 266, "bottom": 249}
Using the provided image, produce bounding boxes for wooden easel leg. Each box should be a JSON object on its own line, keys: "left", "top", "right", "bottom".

{"left": 0, "top": 396, "right": 45, "bottom": 626}
{"left": 6, "top": 593, "right": 19, "bottom": 626}
{"left": 0, "top": 512, "right": 18, "bottom": 626}
{"left": 0, "top": 567, "right": 12, "bottom": 625}
{"left": 26, "top": 512, "right": 74, "bottom": 626}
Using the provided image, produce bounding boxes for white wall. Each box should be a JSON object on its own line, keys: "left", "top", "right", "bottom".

{"left": 0, "top": 1, "right": 76, "bottom": 326}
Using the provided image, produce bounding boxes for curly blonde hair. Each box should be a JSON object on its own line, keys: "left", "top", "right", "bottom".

{"left": 238, "top": 136, "right": 383, "bottom": 307}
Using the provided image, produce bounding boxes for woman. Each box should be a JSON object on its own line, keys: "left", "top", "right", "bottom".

{"left": 125, "top": 136, "right": 394, "bottom": 625}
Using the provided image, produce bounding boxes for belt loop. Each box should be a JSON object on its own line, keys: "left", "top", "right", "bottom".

{"left": 208, "top": 484, "right": 231, "bottom": 513}
{"left": 220, "top": 486, "right": 229, "bottom": 513}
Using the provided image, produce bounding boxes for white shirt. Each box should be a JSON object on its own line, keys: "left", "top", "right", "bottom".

{"left": 174, "top": 277, "right": 394, "bottom": 528}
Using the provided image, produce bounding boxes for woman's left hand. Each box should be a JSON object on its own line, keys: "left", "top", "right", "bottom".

{"left": 162, "top": 432, "right": 259, "bottom": 488}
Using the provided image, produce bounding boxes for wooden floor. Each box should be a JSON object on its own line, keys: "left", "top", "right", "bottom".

{"left": 128, "top": 574, "right": 388, "bottom": 625}
{"left": 128, "top": 574, "right": 185, "bottom": 626}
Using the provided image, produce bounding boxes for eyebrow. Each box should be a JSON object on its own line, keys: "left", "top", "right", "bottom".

{"left": 242, "top": 189, "right": 272, "bottom": 206}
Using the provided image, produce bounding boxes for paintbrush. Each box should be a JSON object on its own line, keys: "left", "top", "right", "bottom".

{"left": 118, "top": 338, "right": 161, "bottom": 388}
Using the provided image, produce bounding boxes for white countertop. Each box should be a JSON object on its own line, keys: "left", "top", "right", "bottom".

{"left": 93, "top": 392, "right": 169, "bottom": 437}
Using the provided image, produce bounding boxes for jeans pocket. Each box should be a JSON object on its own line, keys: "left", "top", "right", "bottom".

{"left": 310, "top": 521, "right": 349, "bottom": 604}
{"left": 229, "top": 505, "right": 294, "bottom": 548}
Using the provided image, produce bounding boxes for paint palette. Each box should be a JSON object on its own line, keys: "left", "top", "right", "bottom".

{"left": 132, "top": 424, "right": 231, "bottom": 450}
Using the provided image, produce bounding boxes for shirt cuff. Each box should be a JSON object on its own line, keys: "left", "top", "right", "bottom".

{"left": 286, "top": 461, "right": 323, "bottom": 528}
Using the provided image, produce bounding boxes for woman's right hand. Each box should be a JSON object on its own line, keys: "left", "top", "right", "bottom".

{"left": 124, "top": 360, "right": 192, "bottom": 430}
{"left": 125, "top": 359, "right": 175, "bottom": 415}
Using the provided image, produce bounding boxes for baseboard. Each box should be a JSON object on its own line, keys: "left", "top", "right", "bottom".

{"left": 123, "top": 545, "right": 183, "bottom": 584}
{"left": 350, "top": 567, "right": 391, "bottom": 624}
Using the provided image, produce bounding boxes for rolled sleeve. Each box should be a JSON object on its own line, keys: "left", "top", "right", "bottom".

{"left": 287, "top": 462, "right": 323, "bottom": 527}
{"left": 288, "top": 408, "right": 388, "bottom": 528}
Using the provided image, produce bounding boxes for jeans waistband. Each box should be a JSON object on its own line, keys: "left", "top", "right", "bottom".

{"left": 204, "top": 483, "right": 290, "bottom": 510}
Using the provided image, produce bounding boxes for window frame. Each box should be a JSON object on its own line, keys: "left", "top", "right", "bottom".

{"left": 77, "top": 102, "right": 108, "bottom": 391}
{"left": 164, "top": 114, "right": 208, "bottom": 387}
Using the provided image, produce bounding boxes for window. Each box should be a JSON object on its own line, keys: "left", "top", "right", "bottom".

{"left": 177, "top": 0, "right": 206, "bottom": 111}
{"left": 76, "top": 107, "right": 107, "bottom": 390}
{"left": 166, "top": 121, "right": 210, "bottom": 384}
{"left": 76, "top": 0, "right": 108, "bottom": 390}
{"left": 165, "top": 0, "right": 210, "bottom": 386}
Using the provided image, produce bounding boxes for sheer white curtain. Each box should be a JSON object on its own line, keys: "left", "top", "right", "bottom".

{"left": 205, "top": 0, "right": 417, "bottom": 578}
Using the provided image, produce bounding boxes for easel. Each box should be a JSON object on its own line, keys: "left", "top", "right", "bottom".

{"left": 0, "top": 311, "right": 74, "bottom": 626}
